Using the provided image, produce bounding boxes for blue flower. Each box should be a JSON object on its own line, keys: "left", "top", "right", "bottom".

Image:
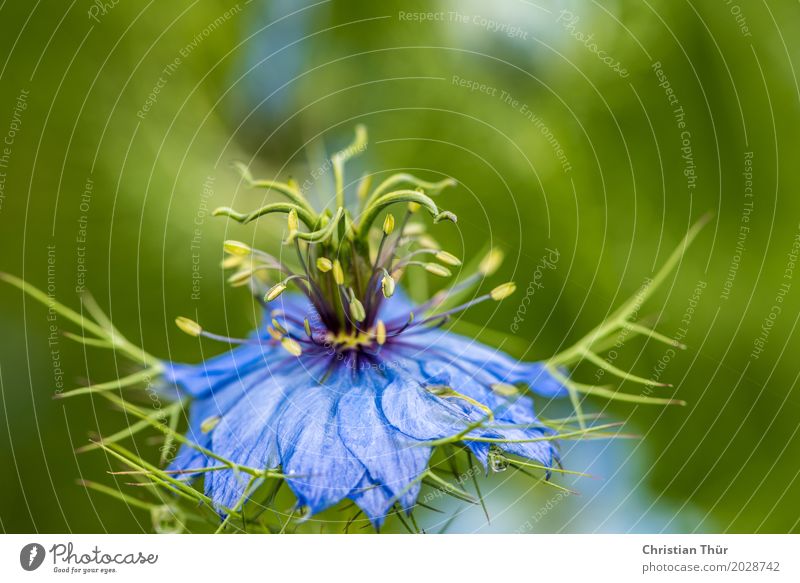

{"left": 164, "top": 289, "right": 566, "bottom": 527}
{"left": 155, "top": 126, "right": 581, "bottom": 528}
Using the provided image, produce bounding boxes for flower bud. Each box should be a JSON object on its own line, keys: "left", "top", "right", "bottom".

{"left": 381, "top": 273, "right": 395, "bottom": 298}
{"left": 287, "top": 209, "right": 299, "bottom": 232}
{"left": 332, "top": 260, "right": 345, "bottom": 285}
{"left": 350, "top": 298, "right": 366, "bottom": 322}
{"left": 175, "top": 317, "right": 202, "bottom": 337}
{"left": 490, "top": 282, "right": 516, "bottom": 301}
{"left": 316, "top": 257, "right": 333, "bottom": 272}
{"left": 382, "top": 213, "right": 395, "bottom": 235}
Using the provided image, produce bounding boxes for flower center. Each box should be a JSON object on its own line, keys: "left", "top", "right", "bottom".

{"left": 174, "top": 126, "right": 518, "bottom": 358}
{"left": 325, "top": 329, "right": 378, "bottom": 352}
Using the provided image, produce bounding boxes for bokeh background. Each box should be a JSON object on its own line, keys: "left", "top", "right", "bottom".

{"left": 1, "top": 0, "right": 799, "bottom": 533}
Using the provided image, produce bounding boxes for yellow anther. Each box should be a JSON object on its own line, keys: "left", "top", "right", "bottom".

{"left": 435, "top": 251, "right": 461, "bottom": 266}
{"left": 424, "top": 263, "right": 451, "bottom": 277}
{"left": 479, "top": 248, "right": 504, "bottom": 276}
{"left": 223, "top": 240, "right": 251, "bottom": 256}
{"left": 265, "top": 283, "right": 287, "bottom": 302}
{"left": 200, "top": 415, "right": 221, "bottom": 433}
{"left": 332, "top": 260, "right": 345, "bottom": 285}
{"left": 491, "top": 383, "right": 519, "bottom": 397}
{"left": 281, "top": 337, "right": 302, "bottom": 356}
{"left": 375, "top": 320, "right": 386, "bottom": 345}
{"left": 316, "top": 257, "right": 333, "bottom": 272}
{"left": 175, "top": 317, "right": 202, "bottom": 337}
{"left": 490, "top": 282, "right": 516, "bottom": 301}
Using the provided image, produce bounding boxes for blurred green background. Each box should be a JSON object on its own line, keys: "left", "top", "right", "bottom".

{"left": 1, "top": 0, "right": 799, "bottom": 533}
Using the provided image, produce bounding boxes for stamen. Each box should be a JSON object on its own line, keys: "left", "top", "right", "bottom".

{"left": 266, "top": 283, "right": 287, "bottom": 302}
{"left": 491, "top": 383, "right": 520, "bottom": 397}
{"left": 423, "top": 263, "right": 452, "bottom": 277}
{"left": 223, "top": 240, "right": 251, "bottom": 256}
{"left": 316, "top": 257, "right": 333, "bottom": 272}
{"left": 479, "top": 248, "right": 504, "bottom": 275}
{"left": 490, "top": 282, "right": 516, "bottom": 301}
{"left": 175, "top": 317, "right": 254, "bottom": 345}
{"left": 349, "top": 297, "right": 366, "bottom": 323}
{"left": 271, "top": 318, "right": 288, "bottom": 335}
{"left": 200, "top": 416, "right": 221, "bottom": 434}
{"left": 332, "top": 260, "right": 345, "bottom": 285}
{"left": 175, "top": 317, "right": 202, "bottom": 337}
{"left": 435, "top": 251, "right": 461, "bottom": 266}
{"left": 281, "top": 337, "right": 303, "bottom": 357}
{"left": 427, "top": 385, "right": 494, "bottom": 421}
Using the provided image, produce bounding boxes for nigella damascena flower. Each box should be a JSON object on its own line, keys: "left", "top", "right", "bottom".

{"left": 3, "top": 125, "right": 702, "bottom": 531}
{"left": 161, "top": 126, "right": 573, "bottom": 526}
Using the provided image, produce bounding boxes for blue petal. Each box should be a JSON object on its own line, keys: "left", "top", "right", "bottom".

{"left": 347, "top": 476, "right": 395, "bottom": 530}
{"left": 163, "top": 340, "right": 279, "bottom": 399}
{"left": 395, "top": 353, "right": 538, "bottom": 425}
{"left": 276, "top": 369, "right": 365, "bottom": 514}
{"left": 380, "top": 374, "right": 492, "bottom": 440}
{"left": 398, "top": 328, "right": 567, "bottom": 397}
{"left": 204, "top": 363, "right": 328, "bottom": 511}
{"left": 337, "top": 374, "right": 430, "bottom": 514}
